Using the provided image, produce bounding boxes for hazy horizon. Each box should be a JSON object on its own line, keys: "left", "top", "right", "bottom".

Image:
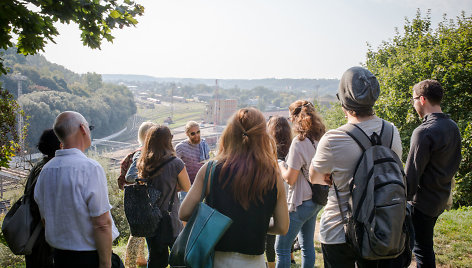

{"left": 40, "top": 0, "right": 471, "bottom": 80}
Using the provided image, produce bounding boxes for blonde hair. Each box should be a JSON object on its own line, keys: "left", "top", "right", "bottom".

{"left": 138, "top": 121, "right": 155, "bottom": 145}
{"left": 185, "top": 121, "right": 199, "bottom": 134}
{"left": 216, "top": 107, "right": 279, "bottom": 210}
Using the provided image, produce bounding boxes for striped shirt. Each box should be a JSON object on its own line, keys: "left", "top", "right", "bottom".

{"left": 175, "top": 139, "right": 202, "bottom": 184}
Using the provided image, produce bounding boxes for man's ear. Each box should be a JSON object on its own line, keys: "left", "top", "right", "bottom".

{"left": 79, "top": 124, "right": 87, "bottom": 135}
{"left": 420, "top": 96, "right": 427, "bottom": 105}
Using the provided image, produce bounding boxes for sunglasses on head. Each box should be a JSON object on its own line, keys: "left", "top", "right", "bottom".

{"left": 292, "top": 102, "right": 314, "bottom": 117}
{"left": 190, "top": 130, "right": 200, "bottom": 136}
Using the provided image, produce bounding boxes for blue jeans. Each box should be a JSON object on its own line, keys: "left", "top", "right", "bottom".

{"left": 178, "top": 191, "right": 187, "bottom": 204}
{"left": 276, "top": 199, "right": 323, "bottom": 268}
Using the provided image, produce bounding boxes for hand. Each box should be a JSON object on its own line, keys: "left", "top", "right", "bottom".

{"left": 323, "top": 174, "right": 332, "bottom": 186}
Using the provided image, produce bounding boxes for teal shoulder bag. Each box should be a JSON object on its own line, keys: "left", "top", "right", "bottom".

{"left": 169, "top": 160, "right": 233, "bottom": 268}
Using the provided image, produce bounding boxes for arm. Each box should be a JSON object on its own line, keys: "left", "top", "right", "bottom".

{"left": 278, "top": 161, "right": 300, "bottom": 186}
{"left": 91, "top": 211, "right": 112, "bottom": 268}
{"left": 405, "top": 129, "right": 431, "bottom": 200}
{"left": 175, "top": 143, "right": 184, "bottom": 160}
{"left": 125, "top": 153, "right": 139, "bottom": 182}
{"left": 177, "top": 166, "right": 191, "bottom": 192}
{"left": 268, "top": 176, "right": 289, "bottom": 235}
{"left": 309, "top": 164, "right": 331, "bottom": 185}
{"left": 179, "top": 163, "right": 210, "bottom": 221}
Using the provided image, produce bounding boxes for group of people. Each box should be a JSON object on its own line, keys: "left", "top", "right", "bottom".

{"left": 23, "top": 66, "right": 460, "bottom": 268}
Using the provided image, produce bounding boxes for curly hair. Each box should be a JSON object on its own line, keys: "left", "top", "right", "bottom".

{"left": 289, "top": 100, "right": 326, "bottom": 141}
{"left": 267, "top": 116, "right": 292, "bottom": 160}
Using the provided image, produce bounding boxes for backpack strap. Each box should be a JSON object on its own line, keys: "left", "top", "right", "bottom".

{"left": 339, "top": 120, "right": 394, "bottom": 151}
{"left": 338, "top": 123, "right": 372, "bottom": 152}
{"left": 379, "top": 120, "right": 394, "bottom": 148}
{"left": 333, "top": 177, "right": 349, "bottom": 224}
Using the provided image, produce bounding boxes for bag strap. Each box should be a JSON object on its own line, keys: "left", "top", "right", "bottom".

{"left": 303, "top": 137, "right": 317, "bottom": 184}
{"left": 339, "top": 120, "right": 394, "bottom": 151}
{"left": 201, "top": 160, "right": 217, "bottom": 202}
{"left": 167, "top": 182, "right": 178, "bottom": 214}
{"left": 332, "top": 177, "right": 349, "bottom": 224}
{"left": 338, "top": 124, "right": 372, "bottom": 152}
{"left": 379, "top": 120, "right": 394, "bottom": 148}
{"left": 25, "top": 221, "right": 42, "bottom": 254}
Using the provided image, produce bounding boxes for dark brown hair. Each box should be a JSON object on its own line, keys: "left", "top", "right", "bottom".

{"left": 216, "top": 108, "right": 279, "bottom": 210}
{"left": 413, "top": 79, "right": 444, "bottom": 105}
{"left": 267, "top": 116, "right": 292, "bottom": 159}
{"left": 289, "top": 100, "right": 326, "bottom": 141}
{"left": 137, "top": 125, "right": 175, "bottom": 179}
{"left": 37, "top": 129, "right": 61, "bottom": 158}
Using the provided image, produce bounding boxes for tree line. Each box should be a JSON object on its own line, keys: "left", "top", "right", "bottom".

{"left": 365, "top": 10, "right": 472, "bottom": 207}
{"left": 0, "top": 48, "right": 136, "bottom": 152}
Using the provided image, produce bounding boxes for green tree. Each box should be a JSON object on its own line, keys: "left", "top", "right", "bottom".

{"left": 365, "top": 10, "right": 472, "bottom": 207}
{"left": 84, "top": 72, "right": 103, "bottom": 91}
{"left": 0, "top": 0, "right": 144, "bottom": 74}
{"left": 0, "top": 85, "right": 25, "bottom": 168}
{"left": 0, "top": 0, "right": 144, "bottom": 166}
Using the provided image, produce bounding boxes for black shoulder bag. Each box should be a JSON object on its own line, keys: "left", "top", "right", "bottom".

{"left": 304, "top": 137, "right": 329, "bottom": 206}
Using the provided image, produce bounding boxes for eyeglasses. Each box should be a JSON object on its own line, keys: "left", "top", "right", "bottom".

{"left": 80, "top": 124, "right": 94, "bottom": 131}
{"left": 411, "top": 95, "right": 422, "bottom": 105}
{"left": 190, "top": 130, "right": 200, "bottom": 136}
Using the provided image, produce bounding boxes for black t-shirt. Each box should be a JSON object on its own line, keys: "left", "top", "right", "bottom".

{"left": 206, "top": 163, "right": 277, "bottom": 255}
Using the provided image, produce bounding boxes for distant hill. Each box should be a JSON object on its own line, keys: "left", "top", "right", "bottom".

{"left": 102, "top": 74, "right": 340, "bottom": 96}
{"left": 0, "top": 48, "right": 136, "bottom": 151}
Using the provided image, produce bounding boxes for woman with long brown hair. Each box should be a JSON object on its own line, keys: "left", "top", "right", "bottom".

{"left": 276, "top": 100, "right": 326, "bottom": 268}
{"left": 136, "top": 125, "right": 191, "bottom": 268}
{"left": 179, "top": 108, "right": 289, "bottom": 267}
{"left": 266, "top": 116, "right": 292, "bottom": 268}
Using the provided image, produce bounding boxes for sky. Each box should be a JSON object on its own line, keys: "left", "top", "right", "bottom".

{"left": 41, "top": 0, "right": 471, "bottom": 80}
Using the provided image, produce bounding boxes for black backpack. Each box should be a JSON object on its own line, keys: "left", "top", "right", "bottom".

{"left": 334, "top": 120, "right": 408, "bottom": 260}
{"left": 124, "top": 156, "right": 176, "bottom": 237}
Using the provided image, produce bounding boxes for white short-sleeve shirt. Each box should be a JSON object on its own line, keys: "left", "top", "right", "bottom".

{"left": 34, "top": 148, "right": 119, "bottom": 251}
{"left": 311, "top": 117, "right": 402, "bottom": 244}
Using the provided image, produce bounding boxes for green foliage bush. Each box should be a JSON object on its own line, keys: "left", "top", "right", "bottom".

{"left": 365, "top": 10, "right": 472, "bottom": 207}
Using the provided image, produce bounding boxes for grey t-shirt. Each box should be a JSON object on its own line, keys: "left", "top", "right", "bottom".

{"left": 286, "top": 136, "right": 317, "bottom": 212}
{"left": 311, "top": 117, "right": 402, "bottom": 244}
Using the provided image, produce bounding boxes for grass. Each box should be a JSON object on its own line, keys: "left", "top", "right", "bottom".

{"left": 434, "top": 206, "right": 472, "bottom": 267}
{"left": 1, "top": 203, "right": 470, "bottom": 267}
{"left": 137, "top": 102, "right": 206, "bottom": 128}
{"left": 110, "top": 207, "right": 472, "bottom": 268}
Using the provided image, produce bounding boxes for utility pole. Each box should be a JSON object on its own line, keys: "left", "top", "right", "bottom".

{"left": 214, "top": 79, "right": 219, "bottom": 125}
{"left": 170, "top": 83, "right": 175, "bottom": 122}
{"left": 12, "top": 73, "right": 27, "bottom": 154}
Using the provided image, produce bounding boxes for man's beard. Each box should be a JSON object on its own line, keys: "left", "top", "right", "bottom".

{"left": 190, "top": 137, "right": 200, "bottom": 144}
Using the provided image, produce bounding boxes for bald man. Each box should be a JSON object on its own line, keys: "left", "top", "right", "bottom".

{"left": 34, "top": 111, "right": 119, "bottom": 268}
